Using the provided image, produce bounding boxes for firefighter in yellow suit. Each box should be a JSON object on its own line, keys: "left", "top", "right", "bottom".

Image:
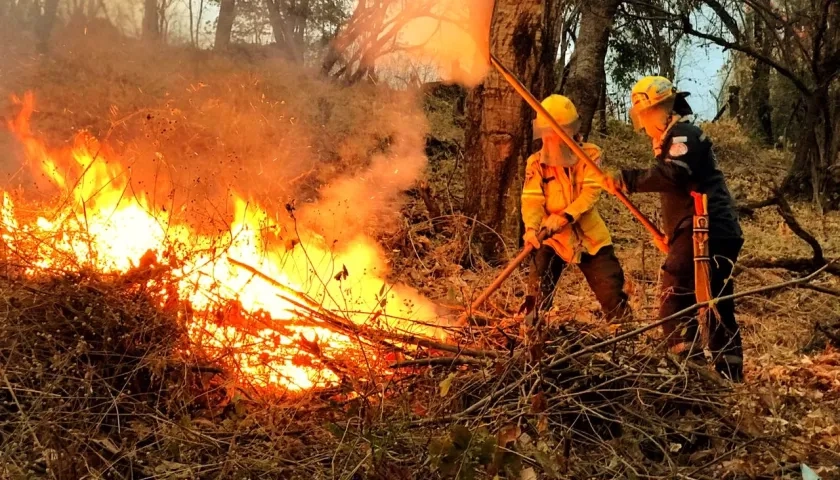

{"left": 521, "top": 95, "right": 631, "bottom": 321}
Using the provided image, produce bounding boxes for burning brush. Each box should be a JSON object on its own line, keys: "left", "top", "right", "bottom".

{"left": 1, "top": 92, "right": 447, "bottom": 394}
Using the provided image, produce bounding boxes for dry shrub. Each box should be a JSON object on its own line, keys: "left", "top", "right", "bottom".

{"left": 0, "top": 266, "right": 223, "bottom": 477}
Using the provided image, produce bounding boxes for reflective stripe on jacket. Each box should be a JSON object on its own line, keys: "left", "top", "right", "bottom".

{"left": 521, "top": 143, "right": 613, "bottom": 263}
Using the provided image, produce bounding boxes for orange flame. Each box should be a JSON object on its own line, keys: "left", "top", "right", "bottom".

{"left": 2, "top": 92, "right": 442, "bottom": 392}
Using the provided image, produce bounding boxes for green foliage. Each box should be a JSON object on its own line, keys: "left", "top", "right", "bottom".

{"left": 606, "top": 1, "right": 684, "bottom": 95}
{"left": 429, "top": 425, "right": 513, "bottom": 479}
{"left": 608, "top": 23, "right": 660, "bottom": 94}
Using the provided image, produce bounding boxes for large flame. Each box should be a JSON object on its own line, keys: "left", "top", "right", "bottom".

{"left": 2, "top": 92, "right": 441, "bottom": 392}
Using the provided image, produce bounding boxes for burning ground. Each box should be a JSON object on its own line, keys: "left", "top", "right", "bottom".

{"left": 2, "top": 25, "right": 840, "bottom": 480}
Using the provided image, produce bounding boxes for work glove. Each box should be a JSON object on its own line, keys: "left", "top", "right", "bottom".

{"left": 653, "top": 234, "right": 669, "bottom": 254}
{"left": 540, "top": 214, "right": 568, "bottom": 234}
{"left": 523, "top": 229, "right": 541, "bottom": 249}
{"left": 600, "top": 169, "right": 627, "bottom": 196}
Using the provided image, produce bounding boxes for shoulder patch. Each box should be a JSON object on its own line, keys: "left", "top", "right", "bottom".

{"left": 668, "top": 142, "right": 688, "bottom": 157}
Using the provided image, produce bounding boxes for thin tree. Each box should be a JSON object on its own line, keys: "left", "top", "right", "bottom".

{"left": 562, "top": 0, "right": 622, "bottom": 139}
{"left": 215, "top": 0, "right": 236, "bottom": 48}
{"left": 143, "top": 0, "right": 160, "bottom": 41}
{"left": 35, "top": 0, "right": 61, "bottom": 53}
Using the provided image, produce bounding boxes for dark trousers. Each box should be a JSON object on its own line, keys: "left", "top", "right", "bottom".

{"left": 528, "top": 245, "right": 631, "bottom": 321}
{"left": 660, "top": 230, "right": 744, "bottom": 359}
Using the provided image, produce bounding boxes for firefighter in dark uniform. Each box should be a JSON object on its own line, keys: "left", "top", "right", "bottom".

{"left": 601, "top": 76, "right": 745, "bottom": 381}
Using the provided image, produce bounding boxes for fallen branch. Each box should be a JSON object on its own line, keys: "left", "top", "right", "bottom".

{"left": 740, "top": 257, "right": 840, "bottom": 276}
{"left": 736, "top": 193, "right": 837, "bottom": 276}
{"left": 775, "top": 194, "right": 824, "bottom": 264}
{"left": 432, "top": 264, "right": 831, "bottom": 422}
{"left": 390, "top": 357, "right": 486, "bottom": 368}
{"left": 227, "top": 257, "right": 500, "bottom": 359}
{"left": 795, "top": 283, "right": 840, "bottom": 297}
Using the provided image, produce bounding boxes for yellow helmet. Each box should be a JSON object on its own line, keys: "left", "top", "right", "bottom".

{"left": 533, "top": 94, "right": 580, "bottom": 139}
{"left": 629, "top": 76, "right": 677, "bottom": 131}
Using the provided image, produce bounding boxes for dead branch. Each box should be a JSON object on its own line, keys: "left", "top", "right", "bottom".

{"left": 227, "top": 256, "right": 500, "bottom": 359}
{"left": 440, "top": 264, "right": 831, "bottom": 421}
{"left": 418, "top": 180, "right": 442, "bottom": 233}
{"left": 390, "top": 357, "right": 486, "bottom": 368}
{"left": 736, "top": 193, "right": 838, "bottom": 275}
{"left": 775, "top": 194, "right": 824, "bottom": 263}
{"left": 795, "top": 283, "right": 840, "bottom": 297}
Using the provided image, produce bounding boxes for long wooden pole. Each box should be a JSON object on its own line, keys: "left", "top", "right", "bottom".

{"left": 457, "top": 230, "right": 548, "bottom": 325}
{"left": 488, "top": 54, "right": 667, "bottom": 247}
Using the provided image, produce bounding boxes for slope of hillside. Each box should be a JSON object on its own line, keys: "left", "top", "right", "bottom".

{"left": 1, "top": 26, "right": 839, "bottom": 479}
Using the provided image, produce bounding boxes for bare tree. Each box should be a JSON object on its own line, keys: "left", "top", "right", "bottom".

{"left": 35, "top": 0, "right": 61, "bottom": 53}
{"left": 215, "top": 0, "right": 236, "bottom": 49}
{"left": 322, "top": 0, "right": 433, "bottom": 82}
{"left": 265, "top": 0, "right": 310, "bottom": 61}
{"left": 679, "top": 0, "right": 840, "bottom": 208}
{"left": 562, "top": 0, "right": 622, "bottom": 139}
{"left": 143, "top": 0, "right": 160, "bottom": 40}
{"left": 188, "top": 0, "right": 207, "bottom": 46}
{"left": 463, "top": 0, "right": 563, "bottom": 260}
{"left": 742, "top": 7, "right": 773, "bottom": 144}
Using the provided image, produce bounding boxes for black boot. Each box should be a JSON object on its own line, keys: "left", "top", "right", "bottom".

{"left": 714, "top": 354, "right": 743, "bottom": 383}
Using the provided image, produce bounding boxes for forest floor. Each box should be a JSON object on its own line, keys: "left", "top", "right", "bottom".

{"left": 1, "top": 24, "right": 840, "bottom": 480}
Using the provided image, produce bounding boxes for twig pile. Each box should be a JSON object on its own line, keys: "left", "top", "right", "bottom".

{"left": 0, "top": 266, "right": 223, "bottom": 477}
{"left": 2, "top": 263, "right": 836, "bottom": 479}
{"left": 396, "top": 319, "right": 769, "bottom": 479}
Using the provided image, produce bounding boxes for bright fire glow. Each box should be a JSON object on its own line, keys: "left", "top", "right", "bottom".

{"left": 2, "top": 92, "right": 442, "bottom": 393}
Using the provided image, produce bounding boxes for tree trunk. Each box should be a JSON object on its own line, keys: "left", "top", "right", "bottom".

{"left": 562, "top": 0, "right": 621, "bottom": 139}
{"left": 658, "top": 41, "right": 675, "bottom": 79}
{"left": 727, "top": 85, "right": 740, "bottom": 119}
{"left": 596, "top": 75, "right": 607, "bottom": 135}
{"left": 463, "top": 0, "right": 561, "bottom": 261}
{"left": 265, "top": 0, "right": 303, "bottom": 61}
{"left": 784, "top": 92, "right": 823, "bottom": 203}
{"left": 743, "top": 19, "right": 773, "bottom": 144}
{"left": 143, "top": 0, "right": 159, "bottom": 41}
{"left": 35, "top": 0, "right": 60, "bottom": 53}
{"left": 215, "top": 0, "right": 236, "bottom": 49}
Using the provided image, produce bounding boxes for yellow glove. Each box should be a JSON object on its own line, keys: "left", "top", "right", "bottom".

{"left": 541, "top": 214, "right": 569, "bottom": 234}
{"left": 600, "top": 169, "right": 627, "bottom": 196}
{"left": 653, "top": 234, "right": 669, "bottom": 254}
{"left": 523, "top": 229, "right": 541, "bottom": 249}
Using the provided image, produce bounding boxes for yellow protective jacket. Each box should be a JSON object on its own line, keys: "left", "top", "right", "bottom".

{"left": 521, "top": 143, "right": 613, "bottom": 263}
